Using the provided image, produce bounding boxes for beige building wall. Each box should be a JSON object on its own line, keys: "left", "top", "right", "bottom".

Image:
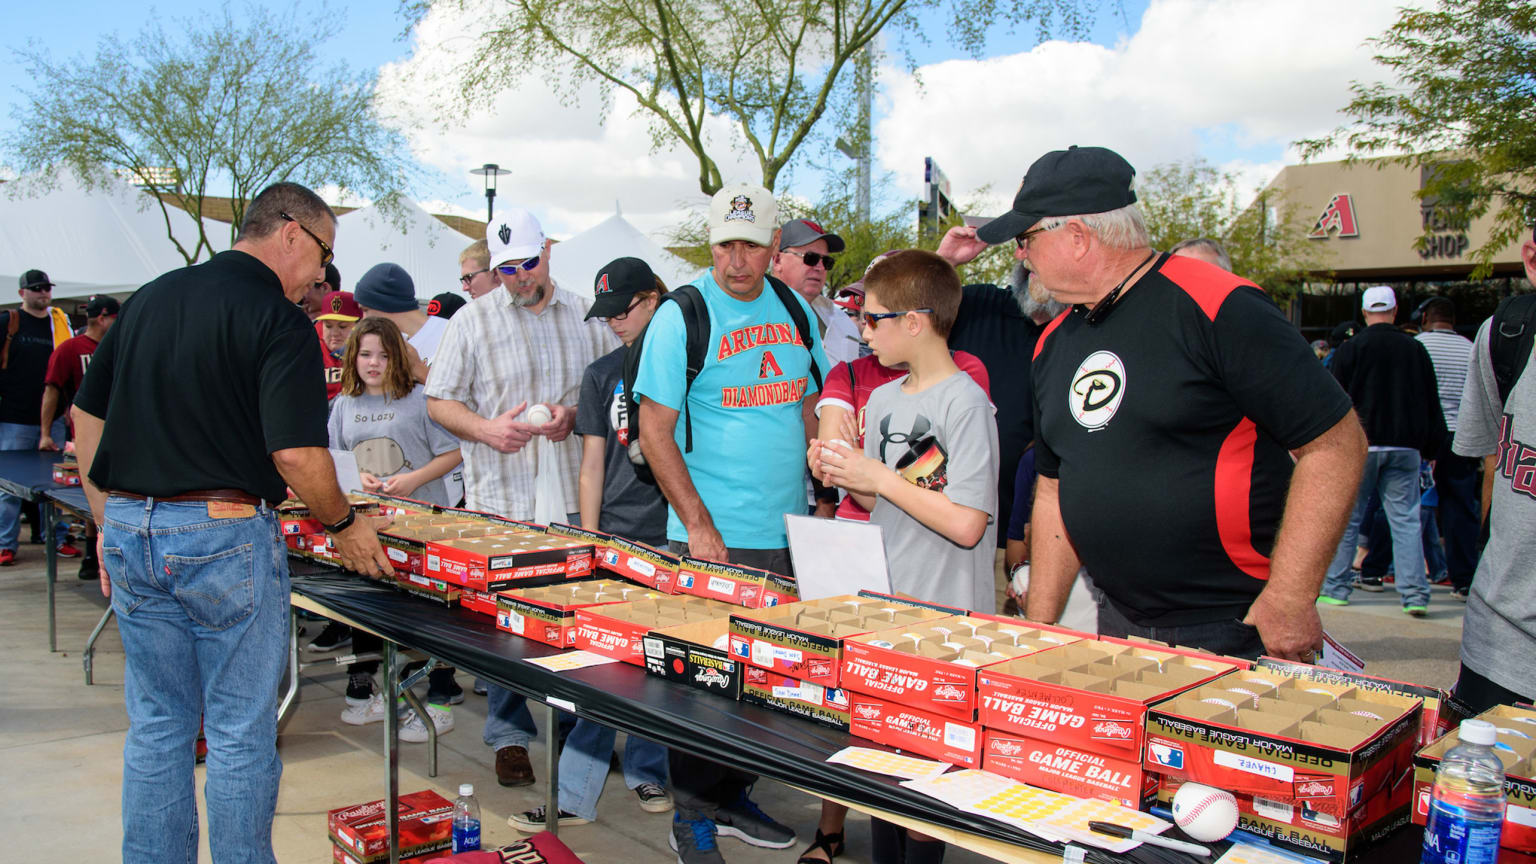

{"left": 1267, "top": 158, "right": 1524, "bottom": 281}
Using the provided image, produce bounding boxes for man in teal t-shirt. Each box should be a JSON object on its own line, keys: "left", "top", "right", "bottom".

{"left": 633, "top": 182, "right": 825, "bottom": 862}
{"left": 634, "top": 182, "right": 826, "bottom": 564}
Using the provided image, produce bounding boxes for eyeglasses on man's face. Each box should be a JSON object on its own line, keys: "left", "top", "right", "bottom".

{"left": 460, "top": 267, "right": 489, "bottom": 286}
{"left": 281, "top": 212, "right": 334, "bottom": 267}
{"left": 496, "top": 257, "right": 541, "bottom": 275}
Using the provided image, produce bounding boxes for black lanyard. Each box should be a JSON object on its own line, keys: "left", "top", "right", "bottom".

{"left": 1080, "top": 251, "right": 1159, "bottom": 326}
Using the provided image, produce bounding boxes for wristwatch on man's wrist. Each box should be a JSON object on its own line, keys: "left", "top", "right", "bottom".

{"left": 323, "top": 509, "right": 356, "bottom": 535}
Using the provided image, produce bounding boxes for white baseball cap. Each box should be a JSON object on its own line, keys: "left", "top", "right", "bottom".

{"left": 487, "top": 208, "right": 545, "bottom": 267}
{"left": 709, "top": 182, "right": 778, "bottom": 246}
{"left": 1361, "top": 285, "right": 1397, "bottom": 312}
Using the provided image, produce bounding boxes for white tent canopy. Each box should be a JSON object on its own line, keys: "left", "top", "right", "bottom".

{"left": 333, "top": 197, "right": 473, "bottom": 301}
{"left": 547, "top": 211, "right": 701, "bottom": 300}
{"left": 0, "top": 173, "right": 232, "bottom": 301}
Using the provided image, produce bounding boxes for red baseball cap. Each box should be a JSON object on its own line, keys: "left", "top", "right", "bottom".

{"left": 315, "top": 291, "right": 361, "bottom": 322}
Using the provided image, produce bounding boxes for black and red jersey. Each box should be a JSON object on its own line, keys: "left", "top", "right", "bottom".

{"left": 1032, "top": 254, "right": 1351, "bottom": 627}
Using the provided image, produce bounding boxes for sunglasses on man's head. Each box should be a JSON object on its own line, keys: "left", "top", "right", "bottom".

{"left": 459, "top": 267, "right": 489, "bottom": 286}
{"left": 784, "top": 250, "right": 836, "bottom": 270}
{"left": 496, "top": 257, "right": 540, "bottom": 275}
{"left": 861, "top": 308, "right": 932, "bottom": 328}
{"left": 281, "top": 212, "right": 334, "bottom": 267}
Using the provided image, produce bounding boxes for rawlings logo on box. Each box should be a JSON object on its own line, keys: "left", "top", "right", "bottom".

{"left": 674, "top": 556, "right": 798, "bottom": 608}
{"left": 982, "top": 730, "right": 1155, "bottom": 808}
{"left": 848, "top": 692, "right": 982, "bottom": 767}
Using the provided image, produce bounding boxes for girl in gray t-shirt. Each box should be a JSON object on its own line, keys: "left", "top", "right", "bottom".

{"left": 328, "top": 318, "right": 462, "bottom": 507}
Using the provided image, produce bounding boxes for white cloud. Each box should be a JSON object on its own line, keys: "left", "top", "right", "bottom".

{"left": 875, "top": 0, "right": 1408, "bottom": 216}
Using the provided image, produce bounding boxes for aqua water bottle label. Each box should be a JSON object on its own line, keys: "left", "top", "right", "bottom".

{"left": 453, "top": 818, "right": 481, "bottom": 852}
{"left": 1423, "top": 799, "right": 1501, "bottom": 864}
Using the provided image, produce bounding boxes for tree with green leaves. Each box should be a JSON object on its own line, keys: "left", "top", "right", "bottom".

{"left": 7, "top": 5, "right": 415, "bottom": 265}
{"left": 1137, "top": 159, "right": 1329, "bottom": 300}
{"left": 411, "top": 0, "right": 1108, "bottom": 196}
{"left": 1296, "top": 0, "right": 1535, "bottom": 278}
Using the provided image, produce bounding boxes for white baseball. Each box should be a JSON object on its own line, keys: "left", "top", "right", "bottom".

{"left": 526, "top": 403, "right": 553, "bottom": 425}
{"left": 1171, "top": 782, "right": 1239, "bottom": 842}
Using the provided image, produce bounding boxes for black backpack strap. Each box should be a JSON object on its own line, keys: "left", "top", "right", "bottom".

{"left": 1490, "top": 294, "right": 1536, "bottom": 404}
{"left": 765, "top": 275, "right": 823, "bottom": 393}
{"left": 622, "top": 283, "right": 711, "bottom": 455}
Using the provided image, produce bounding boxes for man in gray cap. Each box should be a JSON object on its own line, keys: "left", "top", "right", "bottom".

{"left": 773, "top": 218, "right": 863, "bottom": 367}
{"left": 960, "top": 145, "right": 1366, "bottom": 662}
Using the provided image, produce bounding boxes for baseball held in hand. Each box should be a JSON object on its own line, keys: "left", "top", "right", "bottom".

{"left": 526, "top": 404, "right": 553, "bottom": 425}
{"left": 1171, "top": 782, "right": 1239, "bottom": 842}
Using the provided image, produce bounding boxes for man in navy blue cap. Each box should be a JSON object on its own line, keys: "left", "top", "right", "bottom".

{"left": 947, "top": 146, "right": 1367, "bottom": 663}
{"left": 355, "top": 262, "right": 449, "bottom": 369}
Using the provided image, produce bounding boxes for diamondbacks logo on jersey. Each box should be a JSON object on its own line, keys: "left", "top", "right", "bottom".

{"left": 758, "top": 350, "right": 782, "bottom": 379}
{"left": 1307, "top": 194, "right": 1360, "bottom": 239}
{"left": 1069, "top": 350, "right": 1126, "bottom": 430}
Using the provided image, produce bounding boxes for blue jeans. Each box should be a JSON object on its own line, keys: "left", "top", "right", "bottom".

{"left": 102, "top": 496, "right": 289, "bottom": 864}
{"left": 1322, "top": 450, "right": 1430, "bottom": 607}
{"left": 558, "top": 721, "right": 668, "bottom": 820}
{"left": 0, "top": 419, "right": 68, "bottom": 551}
{"left": 483, "top": 685, "right": 538, "bottom": 749}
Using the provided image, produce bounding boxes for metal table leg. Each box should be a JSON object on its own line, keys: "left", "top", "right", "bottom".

{"left": 277, "top": 610, "right": 300, "bottom": 725}
{"left": 543, "top": 701, "right": 560, "bottom": 835}
{"left": 397, "top": 683, "right": 438, "bottom": 778}
{"left": 384, "top": 640, "right": 401, "bottom": 864}
{"left": 44, "top": 500, "right": 57, "bottom": 652}
{"left": 82, "top": 606, "right": 115, "bottom": 685}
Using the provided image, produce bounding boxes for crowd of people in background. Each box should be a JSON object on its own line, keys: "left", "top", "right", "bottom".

{"left": 31, "top": 142, "right": 1536, "bottom": 864}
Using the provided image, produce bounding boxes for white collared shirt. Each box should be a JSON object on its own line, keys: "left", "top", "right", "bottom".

{"left": 424, "top": 283, "right": 619, "bottom": 517}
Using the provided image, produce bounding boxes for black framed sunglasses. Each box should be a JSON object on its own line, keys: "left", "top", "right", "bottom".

{"left": 281, "top": 212, "right": 334, "bottom": 267}
{"left": 785, "top": 250, "right": 836, "bottom": 269}
{"left": 861, "top": 308, "right": 932, "bottom": 328}
{"left": 496, "top": 257, "right": 541, "bottom": 275}
{"left": 608, "top": 294, "right": 650, "bottom": 321}
{"left": 459, "top": 267, "right": 489, "bottom": 286}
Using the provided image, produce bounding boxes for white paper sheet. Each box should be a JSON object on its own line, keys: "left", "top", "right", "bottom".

{"left": 330, "top": 448, "right": 363, "bottom": 496}
{"left": 784, "top": 514, "right": 890, "bottom": 600}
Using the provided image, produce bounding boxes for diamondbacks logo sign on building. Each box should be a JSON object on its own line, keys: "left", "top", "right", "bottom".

{"left": 1307, "top": 194, "right": 1360, "bottom": 239}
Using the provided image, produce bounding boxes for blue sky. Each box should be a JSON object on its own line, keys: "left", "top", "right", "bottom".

{"left": 5, "top": 0, "right": 1394, "bottom": 240}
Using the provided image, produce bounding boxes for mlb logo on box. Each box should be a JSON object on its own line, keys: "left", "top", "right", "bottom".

{"left": 1148, "top": 742, "right": 1184, "bottom": 770}
{"left": 678, "top": 573, "right": 695, "bottom": 589}
{"left": 603, "top": 549, "right": 620, "bottom": 566}
{"left": 730, "top": 637, "right": 749, "bottom": 659}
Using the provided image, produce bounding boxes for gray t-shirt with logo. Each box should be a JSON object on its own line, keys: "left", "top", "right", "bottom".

{"left": 1452, "top": 317, "right": 1536, "bottom": 697}
{"left": 328, "top": 385, "right": 461, "bottom": 508}
{"left": 865, "top": 370, "right": 999, "bottom": 612}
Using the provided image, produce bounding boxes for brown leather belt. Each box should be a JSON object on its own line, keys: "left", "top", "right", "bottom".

{"left": 113, "top": 489, "right": 264, "bottom": 506}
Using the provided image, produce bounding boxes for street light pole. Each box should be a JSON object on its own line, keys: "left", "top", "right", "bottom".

{"left": 469, "top": 163, "right": 511, "bottom": 223}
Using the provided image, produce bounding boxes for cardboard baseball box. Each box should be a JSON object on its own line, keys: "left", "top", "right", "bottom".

{"left": 674, "top": 556, "right": 799, "bottom": 608}
{"left": 393, "top": 569, "right": 462, "bottom": 606}
{"left": 595, "top": 535, "right": 681, "bottom": 592}
{"left": 978, "top": 640, "right": 1239, "bottom": 763}
{"left": 378, "top": 517, "right": 497, "bottom": 576}
{"left": 425, "top": 530, "right": 594, "bottom": 591}
{"left": 575, "top": 596, "right": 738, "bottom": 665}
{"left": 1258, "top": 657, "right": 1472, "bottom": 747}
{"left": 460, "top": 587, "right": 499, "bottom": 616}
{"left": 52, "top": 461, "right": 80, "bottom": 486}
{"left": 742, "top": 666, "right": 851, "bottom": 731}
{"left": 982, "top": 729, "right": 1159, "bottom": 807}
{"left": 728, "top": 595, "right": 952, "bottom": 688}
{"left": 1097, "top": 632, "right": 1255, "bottom": 671}
{"left": 841, "top": 617, "right": 1081, "bottom": 722}
{"left": 327, "top": 789, "right": 453, "bottom": 864}
{"left": 1411, "top": 704, "right": 1536, "bottom": 854}
{"left": 497, "top": 579, "right": 656, "bottom": 648}
{"left": 643, "top": 619, "right": 744, "bottom": 700}
{"left": 278, "top": 495, "right": 382, "bottom": 538}
{"left": 1143, "top": 666, "right": 1421, "bottom": 860}
{"left": 849, "top": 691, "right": 985, "bottom": 767}
{"left": 330, "top": 843, "right": 438, "bottom": 864}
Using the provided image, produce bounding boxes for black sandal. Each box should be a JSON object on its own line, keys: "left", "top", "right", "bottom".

{"left": 797, "top": 829, "right": 846, "bottom": 864}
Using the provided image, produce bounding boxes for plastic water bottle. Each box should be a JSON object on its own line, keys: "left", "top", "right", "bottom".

{"left": 452, "top": 783, "right": 481, "bottom": 853}
{"left": 1421, "top": 719, "right": 1506, "bottom": 864}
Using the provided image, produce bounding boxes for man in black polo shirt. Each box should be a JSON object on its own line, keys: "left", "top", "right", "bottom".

{"left": 958, "top": 146, "right": 1366, "bottom": 661}
{"left": 71, "top": 182, "right": 392, "bottom": 864}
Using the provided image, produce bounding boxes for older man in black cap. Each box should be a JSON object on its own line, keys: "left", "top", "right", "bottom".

{"left": 0, "top": 270, "right": 77, "bottom": 564}
{"left": 773, "top": 219, "right": 864, "bottom": 367}
{"left": 954, "top": 146, "right": 1367, "bottom": 661}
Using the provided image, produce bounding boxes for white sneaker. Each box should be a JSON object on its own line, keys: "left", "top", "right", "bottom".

{"left": 399, "top": 704, "right": 454, "bottom": 742}
{"left": 341, "top": 692, "right": 386, "bottom": 726}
